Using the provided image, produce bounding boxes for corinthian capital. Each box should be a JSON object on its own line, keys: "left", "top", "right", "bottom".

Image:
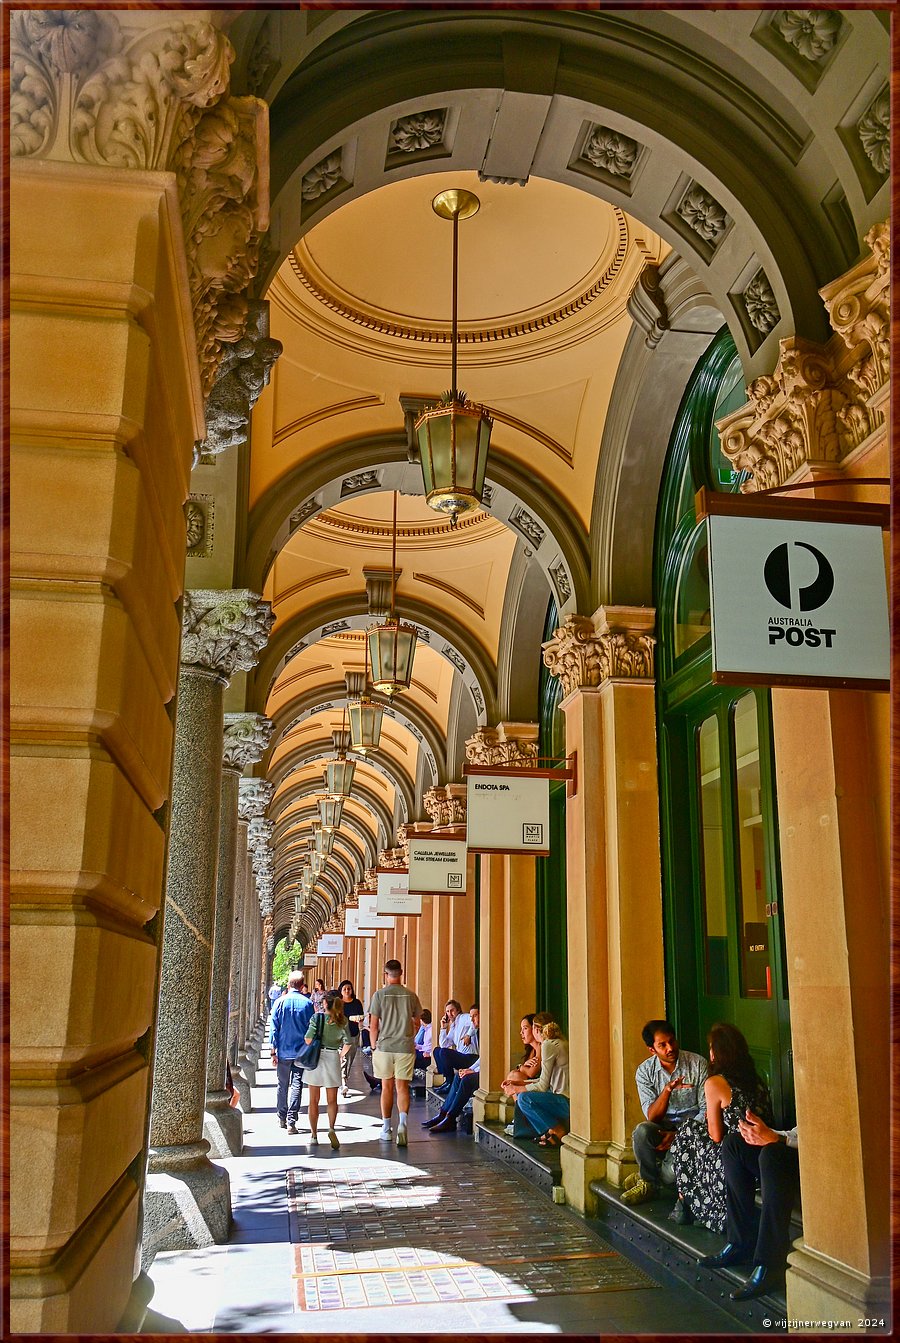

{"left": 223, "top": 713, "right": 275, "bottom": 772}
{"left": 238, "top": 777, "right": 273, "bottom": 823}
{"left": 542, "top": 608, "right": 655, "bottom": 697}
{"left": 247, "top": 818, "right": 274, "bottom": 852}
{"left": 464, "top": 723, "right": 539, "bottom": 767}
{"left": 422, "top": 787, "right": 450, "bottom": 828}
{"left": 181, "top": 589, "right": 272, "bottom": 681}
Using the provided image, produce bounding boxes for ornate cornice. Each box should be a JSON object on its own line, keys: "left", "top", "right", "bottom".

{"left": 10, "top": 12, "right": 268, "bottom": 400}
{"left": 223, "top": 713, "right": 276, "bottom": 772}
{"left": 718, "top": 222, "right": 888, "bottom": 492}
{"left": 287, "top": 208, "right": 629, "bottom": 346}
{"left": 238, "top": 777, "right": 273, "bottom": 823}
{"left": 464, "top": 723, "right": 539, "bottom": 768}
{"left": 181, "top": 589, "right": 273, "bottom": 680}
{"left": 541, "top": 608, "right": 655, "bottom": 697}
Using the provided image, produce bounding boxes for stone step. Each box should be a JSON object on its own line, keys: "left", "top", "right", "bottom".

{"left": 474, "top": 1121, "right": 561, "bottom": 1196}
{"left": 589, "top": 1177, "right": 787, "bottom": 1333}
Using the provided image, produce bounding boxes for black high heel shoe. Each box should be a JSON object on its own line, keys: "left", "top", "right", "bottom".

{"left": 731, "top": 1265, "right": 776, "bottom": 1300}
{"left": 699, "top": 1243, "right": 750, "bottom": 1268}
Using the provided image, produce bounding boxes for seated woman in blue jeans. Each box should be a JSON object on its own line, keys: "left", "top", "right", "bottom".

{"left": 503, "top": 1017, "right": 570, "bottom": 1148}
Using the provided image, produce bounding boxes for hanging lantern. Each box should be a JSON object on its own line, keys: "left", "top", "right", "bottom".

{"left": 368, "top": 619, "right": 417, "bottom": 696}
{"left": 293, "top": 895, "right": 303, "bottom": 912}
{"left": 414, "top": 189, "right": 492, "bottom": 524}
{"left": 348, "top": 695, "right": 384, "bottom": 753}
{"left": 315, "top": 828, "right": 335, "bottom": 855}
{"left": 325, "top": 756, "right": 356, "bottom": 796}
{"left": 319, "top": 795, "right": 344, "bottom": 830}
{"left": 311, "top": 852, "right": 325, "bottom": 876}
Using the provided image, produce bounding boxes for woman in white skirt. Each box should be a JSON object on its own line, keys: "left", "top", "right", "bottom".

{"left": 302, "top": 989, "right": 352, "bottom": 1147}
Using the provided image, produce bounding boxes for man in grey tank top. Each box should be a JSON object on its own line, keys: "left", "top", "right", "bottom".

{"left": 368, "top": 959, "right": 422, "bottom": 1148}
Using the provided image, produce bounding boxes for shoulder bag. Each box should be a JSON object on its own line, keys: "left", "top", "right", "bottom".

{"left": 296, "top": 1011, "right": 324, "bottom": 1069}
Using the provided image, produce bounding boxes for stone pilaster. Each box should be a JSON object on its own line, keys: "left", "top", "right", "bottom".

{"left": 203, "top": 715, "right": 274, "bottom": 1157}
{"left": 143, "top": 591, "right": 271, "bottom": 1260}
{"left": 542, "top": 607, "right": 663, "bottom": 1210}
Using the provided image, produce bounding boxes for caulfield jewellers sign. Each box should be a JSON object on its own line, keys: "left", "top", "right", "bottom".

{"left": 707, "top": 512, "right": 889, "bottom": 690}
{"left": 407, "top": 837, "right": 468, "bottom": 894}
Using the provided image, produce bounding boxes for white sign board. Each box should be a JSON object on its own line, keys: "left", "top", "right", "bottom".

{"left": 357, "top": 891, "right": 395, "bottom": 929}
{"left": 408, "top": 837, "right": 468, "bottom": 894}
{"left": 344, "top": 907, "right": 376, "bottom": 938}
{"left": 707, "top": 515, "right": 889, "bottom": 687}
{"left": 316, "top": 934, "right": 343, "bottom": 955}
{"left": 466, "top": 773, "right": 551, "bottom": 854}
{"left": 303, "top": 954, "right": 317, "bottom": 968}
{"left": 376, "top": 873, "right": 423, "bottom": 917}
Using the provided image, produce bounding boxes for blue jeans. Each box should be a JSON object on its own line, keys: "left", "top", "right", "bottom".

{"left": 440, "top": 1070, "right": 479, "bottom": 1120}
{"left": 513, "top": 1090, "right": 570, "bottom": 1138}
{"left": 432, "top": 1046, "right": 478, "bottom": 1084}
{"left": 276, "top": 1056, "right": 304, "bottom": 1123}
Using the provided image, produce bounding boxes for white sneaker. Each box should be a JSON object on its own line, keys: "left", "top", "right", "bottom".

{"left": 505, "top": 1123, "right": 516, "bottom": 1136}
{"left": 396, "top": 1126, "right": 408, "bottom": 1148}
{"left": 379, "top": 1126, "right": 392, "bottom": 1141}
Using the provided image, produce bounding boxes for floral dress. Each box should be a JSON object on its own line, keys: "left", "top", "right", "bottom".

{"left": 671, "top": 1085, "right": 754, "bottom": 1233}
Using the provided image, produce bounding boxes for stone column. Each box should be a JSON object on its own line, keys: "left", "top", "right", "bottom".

{"left": 143, "top": 591, "right": 272, "bottom": 1259}
{"left": 542, "top": 608, "right": 663, "bottom": 1212}
{"left": 472, "top": 855, "right": 507, "bottom": 1123}
{"left": 504, "top": 855, "right": 537, "bottom": 1060}
{"left": 203, "top": 717, "right": 274, "bottom": 1157}
{"left": 431, "top": 897, "right": 452, "bottom": 1027}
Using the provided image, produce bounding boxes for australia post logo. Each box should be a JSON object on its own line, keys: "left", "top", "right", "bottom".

{"left": 764, "top": 541, "right": 836, "bottom": 650}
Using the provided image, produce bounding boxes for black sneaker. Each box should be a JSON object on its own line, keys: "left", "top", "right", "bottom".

{"left": 278, "top": 1118, "right": 287, "bottom": 1129}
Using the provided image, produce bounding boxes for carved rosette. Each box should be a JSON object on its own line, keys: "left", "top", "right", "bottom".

{"left": 238, "top": 777, "right": 273, "bottom": 824}
{"left": 542, "top": 609, "right": 655, "bottom": 697}
{"left": 223, "top": 713, "right": 275, "bottom": 773}
{"left": 464, "top": 724, "right": 539, "bottom": 768}
{"left": 181, "top": 589, "right": 273, "bottom": 681}
{"left": 10, "top": 12, "right": 269, "bottom": 400}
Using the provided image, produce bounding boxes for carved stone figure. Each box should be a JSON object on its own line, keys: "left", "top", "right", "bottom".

{"left": 197, "top": 301, "right": 282, "bottom": 458}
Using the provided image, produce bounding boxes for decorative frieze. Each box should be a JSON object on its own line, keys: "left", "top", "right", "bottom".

{"left": 10, "top": 12, "right": 269, "bottom": 400}
{"left": 181, "top": 589, "right": 273, "bottom": 680}
{"left": 197, "top": 301, "right": 282, "bottom": 458}
{"left": 719, "top": 222, "right": 888, "bottom": 491}
{"left": 223, "top": 713, "right": 275, "bottom": 773}
{"left": 464, "top": 723, "right": 539, "bottom": 768}
{"left": 541, "top": 609, "right": 655, "bottom": 698}
{"left": 238, "top": 777, "right": 273, "bottom": 823}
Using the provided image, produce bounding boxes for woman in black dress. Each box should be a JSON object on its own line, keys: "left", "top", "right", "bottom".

{"left": 670, "top": 1022, "right": 769, "bottom": 1231}
{"left": 337, "top": 979, "right": 365, "bottom": 1096}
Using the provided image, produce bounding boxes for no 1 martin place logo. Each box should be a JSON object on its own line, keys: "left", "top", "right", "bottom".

{"left": 764, "top": 541, "right": 836, "bottom": 649}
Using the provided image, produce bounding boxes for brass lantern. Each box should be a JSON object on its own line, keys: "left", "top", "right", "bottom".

{"left": 319, "top": 795, "right": 344, "bottom": 831}
{"left": 325, "top": 755, "right": 355, "bottom": 796}
{"left": 415, "top": 189, "right": 492, "bottom": 523}
{"left": 293, "top": 895, "right": 303, "bottom": 912}
{"left": 315, "top": 827, "right": 335, "bottom": 856}
{"left": 348, "top": 695, "right": 383, "bottom": 753}
{"left": 366, "top": 490, "right": 417, "bottom": 696}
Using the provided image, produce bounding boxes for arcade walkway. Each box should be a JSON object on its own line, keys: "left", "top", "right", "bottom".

{"left": 145, "top": 1039, "right": 742, "bottom": 1335}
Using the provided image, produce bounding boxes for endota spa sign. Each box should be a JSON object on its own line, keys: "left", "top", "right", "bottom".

{"left": 466, "top": 773, "right": 550, "bottom": 855}
{"left": 706, "top": 511, "right": 888, "bottom": 690}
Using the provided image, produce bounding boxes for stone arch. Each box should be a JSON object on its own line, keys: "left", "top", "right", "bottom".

{"left": 271, "top": 774, "right": 395, "bottom": 841}
{"left": 269, "top": 737, "right": 415, "bottom": 823}
{"left": 251, "top": 9, "right": 888, "bottom": 378}
{"left": 276, "top": 811, "right": 375, "bottom": 875}
{"left": 243, "top": 441, "right": 590, "bottom": 633}
{"left": 266, "top": 683, "right": 447, "bottom": 787}
{"left": 251, "top": 594, "right": 499, "bottom": 728}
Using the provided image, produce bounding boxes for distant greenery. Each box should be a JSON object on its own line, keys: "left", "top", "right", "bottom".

{"left": 272, "top": 936, "right": 304, "bottom": 986}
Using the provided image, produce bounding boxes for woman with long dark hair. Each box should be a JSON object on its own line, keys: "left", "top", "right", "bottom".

{"left": 301, "top": 989, "right": 352, "bottom": 1148}
{"left": 670, "top": 1022, "right": 769, "bottom": 1231}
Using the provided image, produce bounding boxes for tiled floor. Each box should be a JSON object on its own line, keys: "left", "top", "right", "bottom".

{"left": 145, "top": 1039, "right": 745, "bottom": 1335}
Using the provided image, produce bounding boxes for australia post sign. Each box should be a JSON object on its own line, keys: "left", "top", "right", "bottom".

{"left": 466, "top": 773, "right": 551, "bottom": 856}
{"left": 707, "top": 513, "right": 889, "bottom": 690}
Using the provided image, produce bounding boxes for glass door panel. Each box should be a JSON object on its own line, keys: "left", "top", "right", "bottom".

{"left": 697, "top": 715, "right": 729, "bottom": 997}
{"left": 733, "top": 695, "right": 772, "bottom": 999}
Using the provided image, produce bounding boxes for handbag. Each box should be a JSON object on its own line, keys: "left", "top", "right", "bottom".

{"left": 296, "top": 1012, "right": 324, "bottom": 1069}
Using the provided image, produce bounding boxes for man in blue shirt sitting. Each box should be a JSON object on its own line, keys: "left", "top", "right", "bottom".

{"left": 270, "top": 971, "right": 314, "bottom": 1134}
{"left": 622, "top": 1018, "right": 708, "bottom": 1205}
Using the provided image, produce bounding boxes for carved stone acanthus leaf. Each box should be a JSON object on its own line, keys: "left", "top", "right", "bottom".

{"left": 677, "top": 184, "right": 730, "bottom": 245}
{"left": 857, "top": 89, "right": 889, "bottom": 176}
{"left": 771, "top": 10, "right": 841, "bottom": 60}
{"left": 718, "top": 223, "right": 888, "bottom": 492}
{"left": 197, "top": 300, "right": 282, "bottom": 458}
{"left": 582, "top": 125, "right": 639, "bottom": 178}
{"left": 247, "top": 817, "right": 274, "bottom": 852}
{"left": 422, "top": 786, "right": 450, "bottom": 828}
{"left": 541, "top": 610, "right": 655, "bottom": 696}
{"left": 181, "top": 589, "right": 272, "bottom": 679}
{"left": 464, "top": 724, "right": 539, "bottom": 768}
{"left": 390, "top": 110, "right": 446, "bottom": 153}
{"left": 238, "top": 777, "right": 273, "bottom": 823}
{"left": 743, "top": 270, "right": 780, "bottom": 335}
{"left": 223, "top": 713, "right": 276, "bottom": 771}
